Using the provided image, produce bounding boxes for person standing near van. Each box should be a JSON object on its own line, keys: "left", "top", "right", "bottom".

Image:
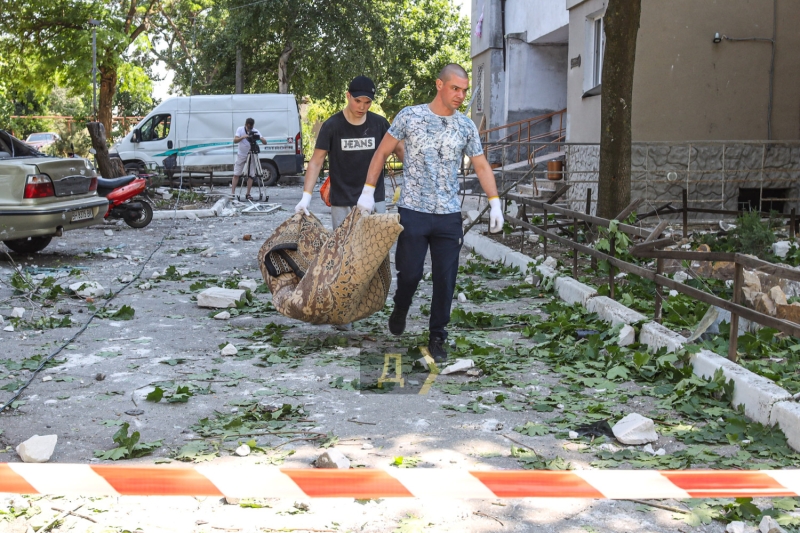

{"left": 359, "top": 63, "right": 503, "bottom": 362}
{"left": 294, "top": 76, "right": 404, "bottom": 228}
{"left": 232, "top": 118, "right": 266, "bottom": 199}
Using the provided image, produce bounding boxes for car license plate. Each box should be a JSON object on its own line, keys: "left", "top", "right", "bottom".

{"left": 71, "top": 208, "right": 93, "bottom": 222}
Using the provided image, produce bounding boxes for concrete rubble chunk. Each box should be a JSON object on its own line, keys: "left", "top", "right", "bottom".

{"left": 481, "top": 419, "right": 503, "bottom": 432}
{"left": 612, "top": 413, "right": 658, "bottom": 445}
{"left": 119, "top": 274, "right": 134, "bottom": 284}
{"left": 441, "top": 358, "right": 475, "bottom": 375}
{"left": 726, "top": 521, "right": 746, "bottom": 533}
{"left": 759, "top": 516, "right": 787, "bottom": 533}
{"left": 221, "top": 343, "right": 238, "bottom": 356}
{"left": 742, "top": 270, "right": 762, "bottom": 306}
{"left": 213, "top": 311, "right": 231, "bottom": 320}
{"left": 10, "top": 307, "right": 25, "bottom": 318}
{"left": 16, "top": 434, "right": 57, "bottom": 463}
{"left": 753, "top": 292, "right": 777, "bottom": 316}
{"left": 673, "top": 271, "right": 689, "bottom": 283}
{"left": 200, "top": 247, "right": 215, "bottom": 258}
{"left": 618, "top": 324, "right": 635, "bottom": 346}
{"left": 712, "top": 261, "right": 736, "bottom": 280}
{"left": 4, "top": 495, "right": 30, "bottom": 511}
{"left": 457, "top": 292, "right": 467, "bottom": 303}
{"left": 315, "top": 449, "right": 350, "bottom": 469}
{"left": 777, "top": 302, "right": 800, "bottom": 324}
{"left": 150, "top": 271, "right": 161, "bottom": 279}
{"left": 543, "top": 256, "right": 558, "bottom": 269}
{"left": 3, "top": 325, "right": 13, "bottom": 332}
{"left": 769, "top": 286, "right": 788, "bottom": 306}
{"left": 197, "top": 287, "right": 246, "bottom": 308}
{"left": 772, "top": 241, "right": 791, "bottom": 259}
{"left": 69, "top": 281, "right": 105, "bottom": 298}
{"left": 42, "top": 376, "right": 52, "bottom": 382}
{"left": 234, "top": 444, "right": 251, "bottom": 457}
{"left": 104, "top": 229, "right": 113, "bottom": 236}
{"left": 238, "top": 279, "right": 258, "bottom": 292}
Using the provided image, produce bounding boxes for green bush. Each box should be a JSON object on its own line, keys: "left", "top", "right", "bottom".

{"left": 731, "top": 210, "right": 777, "bottom": 257}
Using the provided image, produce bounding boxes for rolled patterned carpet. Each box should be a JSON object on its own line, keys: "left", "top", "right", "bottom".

{"left": 258, "top": 209, "right": 403, "bottom": 325}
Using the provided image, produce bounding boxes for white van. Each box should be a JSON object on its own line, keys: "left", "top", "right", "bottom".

{"left": 112, "top": 94, "right": 303, "bottom": 185}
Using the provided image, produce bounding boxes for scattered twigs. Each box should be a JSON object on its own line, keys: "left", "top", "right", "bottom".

{"left": 474, "top": 510, "right": 505, "bottom": 526}
{"left": 347, "top": 418, "right": 377, "bottom": 426}
{"left": 273, "top": 437, "right": 322, "bottom": 450}
{"left": 41, "top": 503, "right": 86, "bottom": 531}
{"left": 501, "top": 433, "right": 539, "bottom": 455}
{"left": 629, "top": 499, "right": 690, "bottom": 514}
{"left": 51, "top": 505, "right": 98, "bottom": 523}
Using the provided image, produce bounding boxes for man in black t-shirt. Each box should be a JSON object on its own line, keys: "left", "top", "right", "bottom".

{"left": 295, "top": 76, "right": 404, "bottom": 229}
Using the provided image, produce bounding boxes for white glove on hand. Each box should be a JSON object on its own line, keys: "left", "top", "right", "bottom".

{"left": 488, "top": 197, "right": 503, "bottom": 233}
{"left": 295, "top": 191, "right": 312, "bottom": 215}
{"left": 356, "top": 184, "right": 376, "bottom": 214}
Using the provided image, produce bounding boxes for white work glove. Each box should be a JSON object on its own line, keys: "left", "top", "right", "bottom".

{"left": 356, "top": 184, "right": 376, "bottom": 214}
{"left": 488, "top": 197, "right": 503, "bottom": 233}
{"left": 295, "top": 191, "right": 312, "bottom": 215}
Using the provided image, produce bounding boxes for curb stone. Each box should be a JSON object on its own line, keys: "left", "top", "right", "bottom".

{"left": 639, "top": 322, "right": 687, "bottom": 354}
{"left": 152, "top": 197, "right": 229, "bottom": 220}
{"left": 690, "top": 349, "right": 793, "bottom": 427}
{"left": 770, "top": 402, "right": 800, "bottom": 451}
{"left": 555, "top": 277, "right": 597, "bottom": 306}
{"left": 585, "top": 296, "right": 647, "bottom": 326}
{"left": 463, "top": 228, "right": 800, "bottom": 451}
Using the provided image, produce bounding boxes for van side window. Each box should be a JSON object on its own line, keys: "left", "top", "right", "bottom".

{"left": 140, "top": 114, "right": 172, "bottom": 142}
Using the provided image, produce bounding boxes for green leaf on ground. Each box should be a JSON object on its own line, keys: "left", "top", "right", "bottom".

{"left": 146, "top": 387, "right": 164, "bottom": 402}
{"left": 514, "top": 422, "right": 549, "bottom": 437}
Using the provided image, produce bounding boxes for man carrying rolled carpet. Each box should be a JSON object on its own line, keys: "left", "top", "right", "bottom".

{"left": 359, "top": 63, "right": 504, "bottom": 363}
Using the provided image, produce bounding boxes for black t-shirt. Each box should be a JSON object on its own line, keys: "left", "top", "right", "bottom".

{"left": 315, "top": 111, "right": 389, "bottom": 206}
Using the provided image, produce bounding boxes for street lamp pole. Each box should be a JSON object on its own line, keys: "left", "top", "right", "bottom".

{"left": 89, "top": 19, "right": 101, "bottom": 123}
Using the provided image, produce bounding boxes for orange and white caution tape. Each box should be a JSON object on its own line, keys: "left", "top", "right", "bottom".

{"left": 2, "top": 464, "right": 800, "bottom": 499}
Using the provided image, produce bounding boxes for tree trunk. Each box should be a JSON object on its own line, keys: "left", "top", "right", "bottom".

{"left": 235, "top": 48, "right": 243, "bottom": 94}
{"left": 597, "top": 0, "right": 641, "bottom": 220}
{"left": 278, "top": 42, "right": 294, "bottom": 94}
{"left": 86, "top": 122, "right": 126, "bottom": 178}
{"left": 98, "top": 66, "right": 118, "bottom": 138}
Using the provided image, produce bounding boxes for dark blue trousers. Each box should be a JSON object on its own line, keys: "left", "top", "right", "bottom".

{"left": 393, "top": 207, "right": 463, "bottom": 341}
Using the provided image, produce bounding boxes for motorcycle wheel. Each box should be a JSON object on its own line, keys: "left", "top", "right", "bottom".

{"left": 3, "top": 236, "right": 52, "bottom": 254}
{"left": 124, "top": 199, "right": 153, "bottom": 228}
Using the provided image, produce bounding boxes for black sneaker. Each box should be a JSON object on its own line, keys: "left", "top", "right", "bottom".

{"left": 388, "top": 306, "right": 408, "bottom": 336}
{"left": 428, "top": 337, "right": 448, "bottom": 364}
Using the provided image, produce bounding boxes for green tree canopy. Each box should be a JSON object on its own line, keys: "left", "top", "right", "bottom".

{"left": 151, "top": 0, "right": 469, "bottom": 119}
{"left": 0, "top": 1, "right": 157, "bottom": 134}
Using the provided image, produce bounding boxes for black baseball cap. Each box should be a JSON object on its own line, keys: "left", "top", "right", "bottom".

{"left": 348, "top": 76, "right": 376, "bottom": 100}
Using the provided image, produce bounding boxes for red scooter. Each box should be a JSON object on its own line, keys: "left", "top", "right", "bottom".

{"left": 97, "top": 175, "right": 154, "bottom": 228}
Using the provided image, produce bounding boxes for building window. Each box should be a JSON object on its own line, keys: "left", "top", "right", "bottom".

{"left": 592, "top": 17, "right": 605, "bottom": 87}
